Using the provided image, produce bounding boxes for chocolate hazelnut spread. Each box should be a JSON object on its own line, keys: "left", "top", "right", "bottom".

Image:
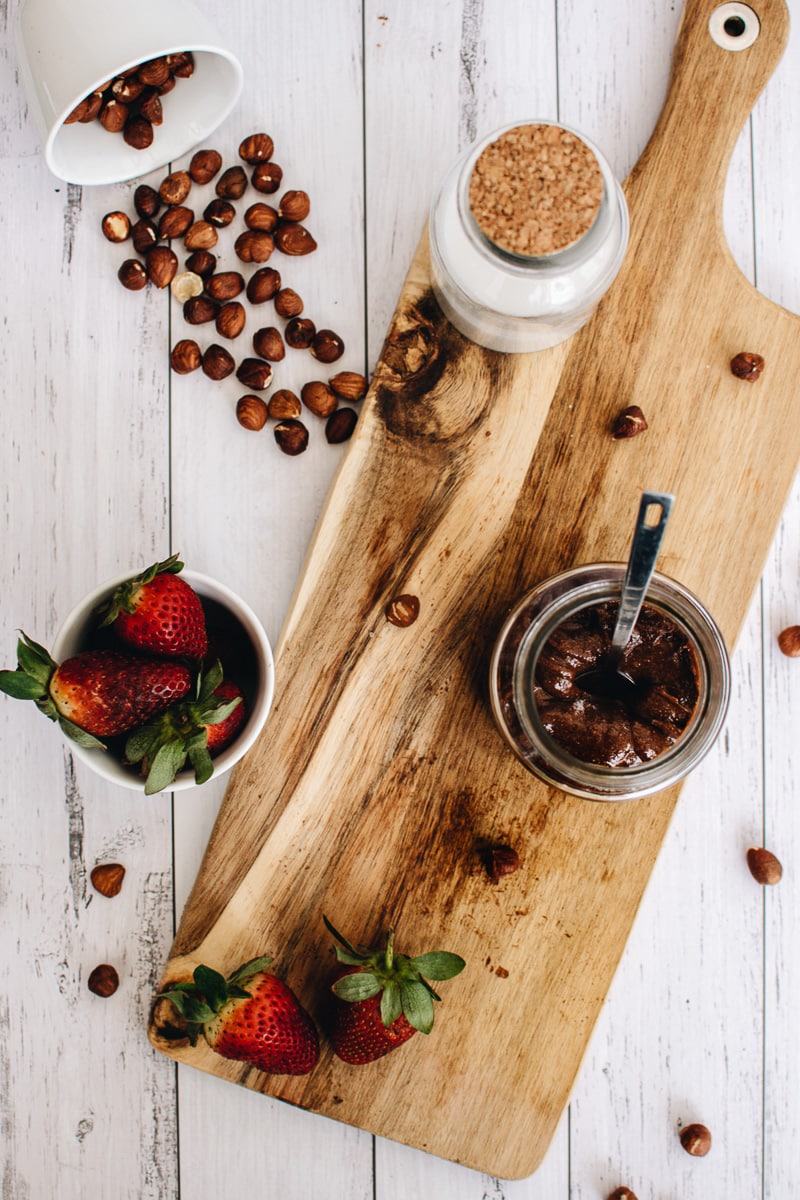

{"left": 532, "top": 601, "right": 700, "bottom": 767}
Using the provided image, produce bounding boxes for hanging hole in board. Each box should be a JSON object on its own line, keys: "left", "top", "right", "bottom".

{"left": 708, "top": 3, "right": 760, "bottom": 51}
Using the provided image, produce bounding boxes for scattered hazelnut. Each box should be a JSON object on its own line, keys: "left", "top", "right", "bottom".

{"left": 234, "top": 230, "right": 274, "bottom": 263}
{"left": 251, "top": 161, "right": 283, "bottom": 194}
{"left": 329, "top": 371, "right": 368, "bottom": 401}
{"left": 236, "top": 394, "right": 269, "bottom": 431}
{"left": 183, "top": 295, "right": 220, "bottom": 325}
{"left": 244, "top": 202, "right": 278, "bottom": 233}
{"left": 273, "top": 288, "right": 303, "bottom": 318}
{"left": 747, "top": 847, "right": 783, "bottom": 885}
{"left": 730, "top": 351, "right": 765, "bottom": 381}
{"left": 170, "top": 339, "right": 202, "bottom": 374}
{"left": 252, "top": 326, "right": 285, "bottom": 361}
{"left": 325, "top": 407, "right": 358, "bottom": 444}
{"left": 99, "top": 99, "right": 128, "bottom": 133}
{"left": 285, "top": 317, "right": 316, "bottom": 349}
{"left": 608, "top": 1189, "right": 638, "bottom": 1200}
{"left": 611, "top": 405, "right": 648, "bottom": 439}
{"left": 236, "top": 358, "right": 273, "bottom": 390}
{"left": 268, "top": 389, "right": 302, "bottom": 420}
{"left": 216, "top": 165, "right": 248, "bottom": 199}
{"left": 239, "top": 132, "right": 275, "bottom": 163}
{"left": 118, "top": 259, "right": 147, "bottom": 291}
{"left": 202, "top": 344, "right": 236, "bottom": 381}
{"left": 777, "top": 625, "right": 800, "bottom": 657}
{"left": 90, "top": 862, "right": 125, "bottom": 898}
{"left": 170, "top": 270, "right": 204, "bottom": 303}
{"left": 184, "top": 220, "right": 218, "bottom": 251}
{"left": 274, "top": 221, "right": 318, "bottom": 256}
{"left": 138, "top": 56, "right": 170, "bottom": 87}
{"left": 146, "top": 245, "right": 178, "bottom": 289}
{"left": 189, "top": 148, "right": 223, "bottom": 185}
{"left": 87, "top": 963, "right": 120, "bottom": 998}
{"left": 385, "top": 594, "right": 420, "bottom": 627}
{"left": 274, "top": 418, "right": 309, "bottom": 456}
{"left": 159, "top": 170, "right": 191, "bottom": 206}
{"left": 246, "top": 267, "right": 282, "bottom": 304}
{"left": 679, "top": 1123, "right": 711, "bottom": 1156}
{"left": 301, "top": 380, "right": 338, "bottom": 418}
{"left": 185, "top": 249, "right": 217, "bottom": 279}
{"left": 203, "top": 198, "right": 236, "bottom": 228}
{"left": 123, "top": 115, "right": 154, "bottom": 150}
{"left": 131, "top": 218, "right": 159, "bottom": 254}
{"left": 101, "top": 211, "right": 131, "bottom": 243}
{"left": 206, "top": 271, "right": 245, "bottom": 301}
{"left": 215, "top": 301, "right": 246, "bottom": 340}
{"left": 278, "top": 189, "right": 311, "bottom": 222}
{"left": 158, "top": 205, "right": 194, "bottom": 240}
{"left": 139, "top": 90, "right": 163, "bottom": 127}
{"left": 484, "top": 844, "right": 520, "bottom": 882}
{"left": 134, "top": 184, "right": 161, "bottom": 219}
{"left": 311, "top": 329, "right": 345, "bottom": 363}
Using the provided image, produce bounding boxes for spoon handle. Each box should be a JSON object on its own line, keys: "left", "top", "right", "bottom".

{"left": 610, "top": 490, "right": 674, "bottom": 660}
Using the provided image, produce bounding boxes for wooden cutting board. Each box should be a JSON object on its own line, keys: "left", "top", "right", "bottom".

{"left": 150, "top": 0, "right": 799, "bottom": 1179}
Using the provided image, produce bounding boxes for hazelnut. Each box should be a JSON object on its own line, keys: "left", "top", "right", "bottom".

{"left": 236, "top": 358, "right": 273, "bottom": 390}
{"left": 746, "top": 847, "right": 783, "bottom": 885}
{"left": 139, "top": 89, "right": 163, "bottom": 126}
{"left": 285, "top": 317, "right": 316, "bottom": 349}
{"left": 185, "top": 249, "right": 217, "bottom": 279}
{"left": 269, "top": 389, "right": 302, "bottom": 420}
{"left": 252, "top": 326, "right": 285, "bottom": 361}
{"left": 243, "top": 269, "right": 280, "bottom": 307}
{"left": 99, "top": 99, "right": 128, "bottom": 133}
{"left": 215, "top": 301, "right": 246, "bottom": 340}
{"left": 329, "top": 371, "right": 368, "bottom": 401}
{"left": 170, "top": 271, "right": 204, "bottom": 303}
{"left": 167, "top": 51, "right": 194, "bottom": 78}
{"left": 123, "top": 115, "right": 154, "bottom": 150}
{"left": 274, "top": 221, "right": 318, "bottom": 256}
{"left": 274, "top": 418, "right": 309, "bottom": 456}
{"left": 301, "top": 380, "right": 338, "bottom": 418}
{"left": 216, "top": 165, "right": 248, "bottom": 199}
{"left": 236, "top": 395, "right": 269, "bottom": 431}
{"left": 239, "top": 132, "right": 275, "bottom": 163}
{"left": 118, "top": 259, "right": 147, "bottom": 291}
{"left": 206, "top": 271, "right": 245, "bottom": 301}
{"left": 170, "top": 339, "right": 202, "bottom": 374}
{"left": 184, "top": 221, "right": 218, "bottom": 251}
{"left": 777, "top": 625, "right": 800, "bottom": 657}
{"left": 79, "top": 92, "right": 104, "bottom": 123}
{"left": 183, "top": 295, "right": 219, "bottom": 325}
{"left": 278, "top": 189, "right": 311, "bottom": 222}
{"left": 157, "top": 74, "right": 177, "bottom": 97}
{"left": 251, "top": 161, "right": 283, "bottom": 194}
{"left": 608, "top": 1190, "right": 638, "bottom": 1200}
{"left": 158, "top": 205, "right": 194, "bottom": 240}
{"left": 325, "top": 407, "right": 358, "bottom": 444}
{"left": 203, "top": 198, "right": 236, "bottom": 228}
{"left": 311, "top": 329, "right": 345, "bottom": 363}
{"left": 134, "top": 184, "right": 161, "bottom": 219}
{"left": 484, "top": 844, "right": 520, "bottom": 882}
{"left": 730, "top": 351, "right": 765, "bottom": 381}
{"left": 234, "top": 230, "right": 274, "bottom": 263}
{"left": 65, "top": 96, "right": 92, "bottom": 124}
{"left": 159, "top": 170, "right": 192, "bottom": 206}
{"left": 138, "top": 56, "right": 170, "bottom": 87}
{"left": 87, "top": 963, "right": 119, "bottom": 998}
{"left": 611, "top": 405, "right": 648, "bottom": 439}
{"left": 146, "top": 245, "right": 178, "bottom": 289}
{"left": 131, "top": 218, "right": 159, "bottom": 254}
{"left": 101, "top": 211, "right": 131, "bottom": 243}
{"left": 274, "top": 288, "right": 303, "bottom": 318}
{"left": 244, "top": 202, "right": 278, "bottom": 233}
{"left": 679, "top": 1123, "right": 712, "bottom": 1157}
{"left": 202, "top": 344, "right": 236, "bottom": 381}
{"left": 189, "top": 148, "right": 223, "bottom": 185}
{"left": 111, "top": 75, "right": 144, "bottom": 103}
{"left": 385, "top": 594, "right": 420, "bottom": 628}
{"left": 90, "top": 862, "right": 125, "bottom": 898}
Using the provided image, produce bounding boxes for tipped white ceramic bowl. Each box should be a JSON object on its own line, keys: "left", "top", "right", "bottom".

{"left": 16, "top": 0, "right": 243, "bottom": 185}
{"left": 51, "top": 568, "right": 274, "bottom": 793}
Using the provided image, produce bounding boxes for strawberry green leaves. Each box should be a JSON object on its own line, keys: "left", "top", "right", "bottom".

{"left": 158, "top": 955, "right": 274, "bottom": 1045}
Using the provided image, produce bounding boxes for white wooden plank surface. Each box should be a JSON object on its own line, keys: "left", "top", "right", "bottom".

{"left": 2, "top": 1, "right": 799, "bottom": 1197}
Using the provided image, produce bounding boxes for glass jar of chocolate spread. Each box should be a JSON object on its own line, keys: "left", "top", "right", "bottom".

{"left": 429, "top": 120, "right": 629, "bottom": 353}
{"left": 489, "top": 564, "right": 731, "bottom": 800}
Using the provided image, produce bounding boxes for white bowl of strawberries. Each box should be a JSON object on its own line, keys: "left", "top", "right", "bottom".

{"left": 0, "top": 555, "right": 274, "bottom": 793}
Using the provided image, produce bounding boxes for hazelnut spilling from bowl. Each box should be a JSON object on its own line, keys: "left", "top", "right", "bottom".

{"left": 0, "top": 555, "right": 274, "bottom": 793}
{"left": 65, "top": 53, "right": 196, "bottom": 151}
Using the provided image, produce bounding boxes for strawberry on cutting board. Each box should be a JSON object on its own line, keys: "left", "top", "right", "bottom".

{"left": 98, "top": 553, "right": 208, "bottom": 660}
{"left": 0, "top": 632, "right": 192, "bottom": 747}
{"left": 324, "top": 915, "right": 466, "bottom": 1065}
{"left": 158, "top": 955, "right": 319, "bottom": 1076}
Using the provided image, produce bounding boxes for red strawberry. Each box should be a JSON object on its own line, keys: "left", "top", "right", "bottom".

{"left": 324, "top": 916, "right": 466, "bottom": 1065}
{"left": 158, "top": 955, "right": 319, "bottom": 1075}
{"left": 124, "top": 661, "right": 246, "bottom": 794}
{"left": 0, "top": 632, "right": 192, "bottom": 746}
{"left": 98, "top": 553, "right": 208, "bottom": 660}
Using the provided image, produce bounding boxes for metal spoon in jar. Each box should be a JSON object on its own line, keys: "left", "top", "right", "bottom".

{"left": 577, "top": 490, "right": 674, "bottom": 701}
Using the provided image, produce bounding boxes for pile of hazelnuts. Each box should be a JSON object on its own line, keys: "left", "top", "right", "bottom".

{"left": 101, "top": 131, "right": 367, "bottom": 454}
{"left": 66, "top": 52, "right": 195, "bottom": 151}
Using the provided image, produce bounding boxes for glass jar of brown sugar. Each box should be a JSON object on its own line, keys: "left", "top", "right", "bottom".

{"left": 489, "top": 564, "right": 731, "bottom": 800}
{"left": 429, "top": 120, "right": 629, "bottom": 353}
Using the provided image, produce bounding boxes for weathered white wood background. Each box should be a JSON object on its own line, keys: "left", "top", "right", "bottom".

{"left": 1, "top": 0, "right": 799, "bottom": 1196}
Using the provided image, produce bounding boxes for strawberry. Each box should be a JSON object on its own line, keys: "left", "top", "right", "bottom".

{"left": 0, "top": 632, "right": 192, "bottom": 747}
{"left": 323, "top": 915, "right": 466, "bottom": 1065}
{"left": 158, "top": 955, "right": 319, "bottom": 1075}
{"left": 98, "top": 553, "right": 208, "bottom": 660}
{"left": 123, "top": 661, "right": 246, "bottom": 794}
